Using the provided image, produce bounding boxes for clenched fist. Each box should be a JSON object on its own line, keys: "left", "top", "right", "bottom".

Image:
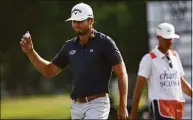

{"left": 20, "top": 31, "right": 34, "bottom": 56}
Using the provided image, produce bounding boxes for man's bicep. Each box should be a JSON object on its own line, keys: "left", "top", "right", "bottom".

{"left": 112, "top": 63, "right": 120, "bottom": 71}
{"left": 112, "top": 62, "right": 127, "bottom": 76}
{"left": 180, "top": 76, "right": 189, "bottom": 87}
{"left": 135, "top": 76, "right": 148, "bottom": 90}
{"left": 137, "top": 76, "right": 148, "bottom": 83}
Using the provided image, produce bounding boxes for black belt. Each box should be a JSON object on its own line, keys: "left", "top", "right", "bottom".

{"left": 73, "top": 93, "right": 106, "bottom": 103}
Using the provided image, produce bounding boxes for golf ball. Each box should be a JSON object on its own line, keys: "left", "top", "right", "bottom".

{"left": 24, "top": 32, "right": 31, "bottom": 38}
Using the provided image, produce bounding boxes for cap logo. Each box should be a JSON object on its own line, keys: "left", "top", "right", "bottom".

{"left": 167, "top": 30, "right": 171, "bottom": 32}
{"left": 72, "top": 8, "right": 82, "bottom": 15}
{"left": 158, "top": 27, "right": 162, "bottom": 30}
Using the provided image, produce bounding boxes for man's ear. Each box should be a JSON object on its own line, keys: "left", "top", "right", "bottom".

{"left": 157, "top": 35, "right": 160, "bottom": 40}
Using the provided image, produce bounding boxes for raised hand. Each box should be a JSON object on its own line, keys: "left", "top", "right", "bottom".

{"left": 20, "top": 32, "right": 34, "bottom": 56}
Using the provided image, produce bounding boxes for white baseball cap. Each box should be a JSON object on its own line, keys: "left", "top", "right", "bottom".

{"left": 66, "top": 2, "right": 94, "bottom": 21}
{"left": 156, "top": 22, "right": 180, "bottom": 39}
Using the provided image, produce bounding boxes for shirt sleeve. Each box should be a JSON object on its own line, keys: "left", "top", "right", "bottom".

{"left": 103, "top": 36, "right": 122, "bottom": 66}
{"left": 175, "top": 52, "right": 185, "bottom": 77}
{"left": 138, "top": 54, "right": 152, "bottom": 79}
{"left": 51, "top": 43, "right": 69, "bottom": 69}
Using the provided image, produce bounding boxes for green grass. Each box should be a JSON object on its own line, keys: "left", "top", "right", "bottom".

{"left": 1, "top": 94, "right": 71, "bottom": 119}
{"left": 1, "top": 92, "right": 148, "bottom": 119}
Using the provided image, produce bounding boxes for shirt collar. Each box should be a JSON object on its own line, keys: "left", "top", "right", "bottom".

{"left": 155, "top": 46, "right": 166, "bottom": 59}
{"left": 155, "top": 46, "right": 174, "bottom": 59}
{"left": 74, "top": 29, "right": 97, "bottom": 43}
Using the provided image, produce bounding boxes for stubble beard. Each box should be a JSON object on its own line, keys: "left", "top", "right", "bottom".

{"left": 76, "top": 31, "right": 86, "bottom": 36}
{"left": 75, "top": 28, "right": 90, "bottom": 36}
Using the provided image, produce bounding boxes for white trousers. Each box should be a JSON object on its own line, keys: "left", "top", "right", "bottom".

{"left": 71, "top": 95, "right": 110, "bottom": 119}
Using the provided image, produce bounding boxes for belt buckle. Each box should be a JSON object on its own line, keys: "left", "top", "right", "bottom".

{"left": 76, "top": 97, "right": 88, "bottom": 103}
{"left": 76, "top": 98, "right": 80, "bottom": 103}
{"left": 85, "top": 96, "right": 88, "bottom": 102}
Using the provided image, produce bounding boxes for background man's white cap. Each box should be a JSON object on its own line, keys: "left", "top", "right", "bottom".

{"left": 66, "top": 2, "right": 93, "bottom": 21}
{"left": 156, "top": 22, "right": 180, "bottom": 39}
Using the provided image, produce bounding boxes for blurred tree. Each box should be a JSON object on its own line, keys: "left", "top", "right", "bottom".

{"left": 0, "top": 0, "right": 42, "bottom": 96}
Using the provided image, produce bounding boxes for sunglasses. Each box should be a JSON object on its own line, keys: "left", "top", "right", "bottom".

{"left": 166, "top": 56, "right": 173, "bottom": 68}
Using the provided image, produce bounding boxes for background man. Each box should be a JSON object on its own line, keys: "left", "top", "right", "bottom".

{"left": 129, "top": 22, "right": 192, "bottom": 120}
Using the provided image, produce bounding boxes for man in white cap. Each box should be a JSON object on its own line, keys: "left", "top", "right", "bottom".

{"left": 129, "top": 22, "right": 192, "bottom": 120}
{"left": 20, "top": 2, "right": 129, "bottom": 119}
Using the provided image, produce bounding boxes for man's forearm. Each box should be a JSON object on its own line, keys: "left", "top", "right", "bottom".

{"left": 112, "top": 62, "right": 128, "bottom": 108}
{"left": 130, "top": 85, "right": 143, "bottom": 115}
{"left": 27, "top": 50, "right": 52, "bottom": 77}
{"left": 181, "top": 78, "right": 192, "bottom": 97}
{"left": 130, "top": 76, "right": 147, "bottom": 117}
{"left": 118, "top": 73, "right": 128, "bottom": 108}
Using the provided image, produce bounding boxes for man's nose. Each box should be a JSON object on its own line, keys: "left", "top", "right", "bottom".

{"left": 167, "top": 39, "right": 173, "bottom": 44}
{"left": 169, "top": 39, "right": 174, "bottom": 42}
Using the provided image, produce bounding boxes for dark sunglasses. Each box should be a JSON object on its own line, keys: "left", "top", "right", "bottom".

{"left": 166, "top": 56, "right": 173, "bottom": 68}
